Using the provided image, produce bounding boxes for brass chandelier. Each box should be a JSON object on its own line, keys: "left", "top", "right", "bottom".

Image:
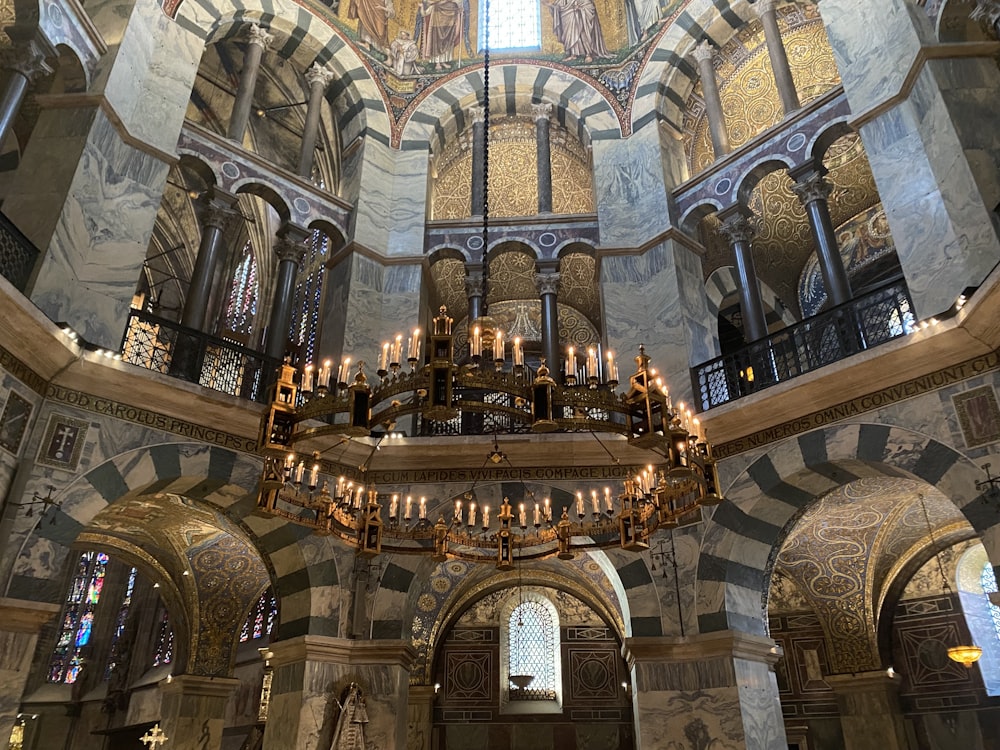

{"left": 257, "top": 307, "right": 723, "bottom": 568}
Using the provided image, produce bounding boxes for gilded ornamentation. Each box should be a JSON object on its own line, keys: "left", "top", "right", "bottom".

{"left": 432, "top": 116, "right": 594, "bottom": 219}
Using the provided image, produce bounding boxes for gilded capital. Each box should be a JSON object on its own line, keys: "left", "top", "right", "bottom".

{"left": 248, "top": 23, "right": 275, "bottom": 49}
{"left": 531, "top": 102, "right": 553, "bottom": 123}
{"left": 535, "top": 272, "right": 561, "bottom": 296}
{"left": 791, "top": 171, "right": 833, "bottom": 205}
{"left": 305, "top": 62, "right": 335, "bottom": 90}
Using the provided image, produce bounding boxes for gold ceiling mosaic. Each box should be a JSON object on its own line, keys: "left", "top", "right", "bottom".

{"left": 684, "top": 6, "right": 842, "bottom": 172}
{"left": 432, "top": 116, "right": 594, "bottom": 219}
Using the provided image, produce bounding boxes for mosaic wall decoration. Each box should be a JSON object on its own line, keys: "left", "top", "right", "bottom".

{"left": 36, "top": 414, "right": 89, "bottom": 471}
{"left": 951, "top": 385, "right": 1000, "bottom": 449}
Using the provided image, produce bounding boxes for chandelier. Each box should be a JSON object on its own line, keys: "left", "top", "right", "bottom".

{"left": 256, "top": 308, "right": 723, "bottom": 568}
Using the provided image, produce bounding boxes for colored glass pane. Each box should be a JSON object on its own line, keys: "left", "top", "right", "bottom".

{"left": 48, "top": 551, "right": 110, "bottom": 684}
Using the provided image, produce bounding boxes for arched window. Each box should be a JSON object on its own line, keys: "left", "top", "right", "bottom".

{"left": 222, "top": 246, "right": 258, "bottom": 340}
{"left": 48, "top": 551, "right": 110, "bottom": 683}
{"left": 479, "top": 0, "right": 541, "bottom": 50}
{"left": 956, "top": 544, "right": 1000, "bottom": 695}
{"left": 500, "top": 591, "right": 562, "bottom": 711}
{"left": 151, "top": 609, "right": 174, "bottom": 667}
{"left": 240, "top": 589, "right": 278, "bottom": 642}
{"left": 104, "top": 566, "right": 137, "bottom": 679}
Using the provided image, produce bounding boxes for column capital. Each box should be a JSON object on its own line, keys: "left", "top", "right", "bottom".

{"left": 752, "top": 0, "right": 779, "bottom": 18}
{"left": 304, "top": 62, "right": 335, "bottom": 90}
{"left": 0, "top": 39, "right": 54, "bottom": 81}
{"left": 200, "top": 192, "right": 240, "bottom": 230}
{"left": 535, "top": 271, "right": 561, "bottom": 296}
{"left": 790, "top": 169, "right": 833, "bottom": 205}
{"left": 531, "top": 102, "right": 553, "bottom": 123}
{"left": 467, "top": 105, "right": 485, "bottom": 125}
{"left": 692, "top": 39, "right": 716, "bottom": 65}
{"left": 275, "top": 237, "right": 306, "bottom": 266}
{"left": 465, "top": 270, "right": 484, "bottom": 297}
{"left": 717, "top": 207, "right": 758, "bottom": 244}
{"left": 248, "top": 23, "right": 275, "bottom": 50}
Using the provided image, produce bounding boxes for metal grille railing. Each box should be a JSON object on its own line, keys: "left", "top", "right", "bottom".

{"left": 121, "top": 310, "right": 280, "bottom": 403}
{"left": 693, "top": 280, "right": 916, "bottom": 410}
{"left": 0, "top": 212, "right": 38, "bottom": 292}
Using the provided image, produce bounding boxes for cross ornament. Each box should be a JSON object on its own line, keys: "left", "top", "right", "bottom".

{"left": 140, "top": 723, "right": 168, "bottom": 748}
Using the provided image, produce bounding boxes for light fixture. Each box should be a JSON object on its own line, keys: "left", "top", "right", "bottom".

{"left": 917, "top": 493, "right": 982, "bottom": 669}
{"left": 15, "top": 486, "right": 60, "bottom": 523}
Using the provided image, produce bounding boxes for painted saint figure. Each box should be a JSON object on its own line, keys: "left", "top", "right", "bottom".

{"left": 349, "top": 0, "right": 395, "bottom": 51}
{"left": 331, "top": 683, "right": 369, "bottom": 750}
{"left": 543, "top": 0, "right": 611, "bottom": 62}
{"left": 389, "top": 30, "right": 419, "bottom": 75}
{"left": 415, "top": 0, "right": 464, "bottom": 70}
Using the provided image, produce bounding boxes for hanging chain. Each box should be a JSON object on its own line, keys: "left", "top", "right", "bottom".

{"left": 480, "top": 0, "right": 491, "bottom": 315}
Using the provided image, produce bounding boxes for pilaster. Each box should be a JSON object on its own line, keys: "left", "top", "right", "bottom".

{"left": 0, "top": 599, "right": 60, "bottom": 748}
{"left": 159, "top": 674, "right": 240, "bottom": 750}
{"left": 826, "top": 671, "right": 908, "bottom": 750}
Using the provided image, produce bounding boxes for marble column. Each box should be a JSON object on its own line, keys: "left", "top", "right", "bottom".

{"left": 753, "top": 0, "right": 800, "bottom": 115}
{"left": 159, "top": 674, "right": 240, "bottom": 750}
{"left": 180, "top": 192, "right": 238, "bottom": 331}
{"left": 468, "top": 105, "right": 486, "bottom": 216}
{"left": 0, "top": 599, "right": 59, "bottom": 747}
{"left": 789, "top": 165, "right": 852, "bottom": 306}
{"left": 624, "top": 631, "right": 786, "bottom": 750}
{"left": 535, "top": 269, "right": 561, "bottom": 373}
{"left": 263, "top": 636, "right": 416, "bottom": 750}
{"left": 406, "top": 685, "right": 435, "bottom": 750}
{"left": 717, "top": 208, "right": 768, "bottom": 342}
{"left": 692, "top": 41, "right": 730, "bottom": 159}
{"left": 0, "top": 40, "right": 53, "bottom": 149}
{"left": 227, "top": 24, "right": 274, "bottom": 144}
{"left": 532, "top": 102, "right": 553, "bottom": 214}
{"left": 263, "top": 227, "right": 308, "bottom": 361}
{"left": 297, "top": 63, "right": 335, "bottom": 179}
{"left": 827, "top": 671, "right": 908, "bottom": 750}
{"left": 465, "top": 264, "right": 484, "bottom": 324}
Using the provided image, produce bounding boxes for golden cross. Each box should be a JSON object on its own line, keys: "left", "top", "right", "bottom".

{"left": 140, "top": 723, "right": 168, "bottom": 748}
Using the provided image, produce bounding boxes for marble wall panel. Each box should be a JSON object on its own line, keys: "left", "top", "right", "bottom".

{"left": 353, "top": 139, "right": 430, "bottom": 257}
{"left": 734, "top": 657, "right": 787, "bottom": 750}
{"left": 593, "top": 127, "right": 671, "bottom": 249}
{"left": 0, "top": 629, "right": 43, "bottom": 746}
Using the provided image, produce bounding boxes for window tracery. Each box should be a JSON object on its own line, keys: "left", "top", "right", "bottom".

{"left": 48, "top": 551, "right": 110, "bottom": 684}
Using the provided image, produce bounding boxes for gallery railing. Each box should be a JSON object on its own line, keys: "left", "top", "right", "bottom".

{"left": 121, "top": 310, "right": 280, "bottom": 403}
{"left": 0, "top": 212, "right": 38, "bottom": 292}
{"left": 692, "top": 280, "right": 917, "bottom": 410}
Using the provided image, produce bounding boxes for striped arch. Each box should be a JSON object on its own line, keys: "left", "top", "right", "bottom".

{"left": 633, "top": 0, "right": 755, "bottom": 134}
{"left": 399, "top": 64, "right": 620, "bottom": 151}
{"left": 173, "top": 2, "right": 390, "bottom": 145}
{"left": 8, "top": 443, "right": 340, "bottom": 639}
{"left": 370, "top": 555, "right": 436, "bottom": 639}
{"left": 695, "top": 423, "right": 997, "bottom": 636}
{"left": 705, "top": 265, "right": 797, "bottom": 333}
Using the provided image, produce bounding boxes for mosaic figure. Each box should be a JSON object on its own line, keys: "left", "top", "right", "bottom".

{"left": 543, "top": 0, "right": 610, "bottom": 62}
{"left": 415, "top": 0, "right": 465, "bottom": 69}
{"left": 389, "top": 30, "right": 420, "bottom": 74}
{"left": 349, "top": 0, "right": 395, "bottom": 51}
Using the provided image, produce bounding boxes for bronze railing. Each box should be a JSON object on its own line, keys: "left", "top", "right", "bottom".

{"left": 692, "top": 280, "right": 917, "bottom": 410}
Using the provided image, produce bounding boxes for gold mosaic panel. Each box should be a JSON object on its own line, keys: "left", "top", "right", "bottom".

{"left": 432, "top": 117, "right": 594, "bottom": 219}
{"left": 429, "top": 256, "right": 470, "bottom": 321}
{"left": 685, "top": 8, "right": 841, "bottom": 172}
{"left": 558, "top": 252, "right": 600, "bottom": 327}
{"left": 485, "top": 250, "right": 539, "bottom": 304}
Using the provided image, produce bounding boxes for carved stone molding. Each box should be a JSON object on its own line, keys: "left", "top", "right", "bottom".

{"left": 248, "top": 23, "right": 274, "bottom": 50}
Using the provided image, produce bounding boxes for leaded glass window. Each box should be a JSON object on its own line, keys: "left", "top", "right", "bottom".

{"left": 104, "top": 566, "right": 137, "bottom": 679}
{"left": 982, "top": 562, "right": 1000, "bottom": 641}
{"left": 48, "top": 551, "right": 110, "bottom": 684}
{"left": 479, "top": 0, "right": 541, "bottom": 50}
{"left": 288, "top": 230, "right": 329, "bottom": 367}
{"left": 152, "top": 610, "right": 174, "bottom": 667}
{"left": 507, "top": 599, "right": 557, "bottom": 700}
{"left": 223, "top": 246, "right": 258, "bottom": 338}
{"left": 240, "top": 589, "right": 278, "bottom": 643}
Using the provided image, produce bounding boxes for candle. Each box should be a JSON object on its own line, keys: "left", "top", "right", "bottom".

{"left": 309, "top": 463, "right": 319, "bottom": 488}
{"left": 391, "top": 334, "right": 403, "bottom": 365}
{"left": 544, "top": 497, "right": 552, "bottom": 521}
{"left": 419, "top": 496, "right": 427, "bottom": 520}
{"left": 318, "top": 360, "right": 332, "bottom": 389}
{"left": 482, "top": 505, "right": 490, "bottom": 529}
{"left": 338, "top": 357, "right": 352, "bottom": 386}
{"left": 587, "top": 347, "right": 598, "bottom": 380}
{"left": 519, "top": 503, "right": 527, "bottom": 528}
{"left": 533, "top": 503, "right": 541, "bottom": 526}
{"left": 337, "top": 476, "right": 346, "bottom": 497}
{"left": 604, "top": 487, "right": 612, "bottom": 513}
{"left": 404, "top": 495, "right": 412, "bottom": 521}
{"left": 455, "top": 499, "right": 462, "bottom": 522}
{"left": 302, "top": 364, "right": 314, "bottom": 392}
{"left": 408, "top": 329, "right": 421, "bottom": 361}
{"left": 513, "top": 337, "right": 524, "bottom": 367}
{"left": 379, "top": 342, "right": 389, "bottom": 372}
{"left": 576, "top": 491, "right": 584, "bottom": 517}
{"left": 606, "top": 351, "right": 618, "bottom": 383}
{"left": 390, "top": 493, "right": 399, "bottom": 519}
{"left": 567, "top": 346, "right": 575, "bottom": 377}
{"left": 494, "top": 330, "right": 504, "bottom": 362}
{"left": 471, "top": 326, "right": 481, "bottom": 358}
{"left": 468, "top": 503, "right": 477, "bottom": 527}
{"left": 294, "top": 461, "right": 305, "bottom": 484}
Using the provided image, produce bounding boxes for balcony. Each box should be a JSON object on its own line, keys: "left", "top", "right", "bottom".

{"left": 692, "top": 280, "right": 917, "bottom": 411}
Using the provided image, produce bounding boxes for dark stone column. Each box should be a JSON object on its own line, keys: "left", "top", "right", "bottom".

{"left": 536, "top": 269, "right": 561, "bottom": 373}
{"left": 297, "top": 63, "right": 335, "bottom": 178}
{"left": 790, "top": 165, "right": 852, "bottom": 306}
{"left": 466, "top": 264, "right": 484, "bottom": 324}
{"left": 718, "top": 207, "right": 767, "bottom": 342}
{"left": 0, "top": 40, "right": 52, "bottom": 148}
{"left": 263, "top": 226, "right": 308, "bottom": 361}
{"left": 227, "top": 24, "right": 273, "bottom": 144}
{"left": 692, "top": 41, "right": 730, "bottom": 159}
{"left": 753, "top": 0, "right": 800, "bottom": 115}
{"left": 532, "top": 102, "right": 553, "bottom": 214}
{"left": 180, "top": 192, "right": 238, "bottom": 332}
{"left": 469, "top": 105, "right": 486, "bottom": 217}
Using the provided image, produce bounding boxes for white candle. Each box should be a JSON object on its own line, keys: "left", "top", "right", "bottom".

{"left": 591, "top": 490, "right": 600, "bottom": 515}
{"left": 309, "top": 464, "right": 319, "bottom": 488}
{"left": 544, "top": 497, "right": 552, "bottom": 521}
{"left": 404, "top": 496, "right": 412, "bottom": 520}
{"left": 390, "top": 494, "right": 399, "bottom": 519}
{"left": 302, "top": 364, "right": 314, "bottom": 392}
{"left": 482, "top": 505, "right": 490, "bottom": 529}
{"left": 533, "top": 503, "right": 541, "bottom": 526}
{"left": 519, "top": 503, "right": 527, "bottom": 528}
{"left": 379, "top": 342, "right": 389, "bottom": 371}
{"left": 409, "top": 329, "right": 421, "bottom": 361}
{"left": 338, "top": 357, "right": 351, "bottom": 385}
{"left": 471, "top": 326, "right": 481, "bottom": 357}
{"left": 494, "top": 330, "right": 504, "bottom": 361}
{"left": 576, "top": 491, "right": 584, "bottom": 516}
{"left": 587, "top": 347, "right": 598, "bottom": 379}
{"left": 513, "top": 337, "right": 523, "bottom": 367}
{"left": 607, "top": 351, "right": 618, "bottom": 383}
{"left": 391, "top": 334, "right": 403, "bottom": 365}
{"left": 604, "top": 487, "right": 613, "bottom": 513}
{"left": 294, "top": 461, "right": 305, "bottom": 484}
{"left": 419, "top": 496, "right": 427, "bottom": 520}
{"left": 318, "top": 360, "right": 332, "bottom": 389}
{"left": 354, "top": 486, "right": 364, "bottom": 508}
{"left": 567, "top": 346, "right": 575, "bottom": 377}
{"left": 455, "top": 499, "right": 462, "bottom": 522}
{"left": 468, "top": 503, "right": 477, "bottom": 527}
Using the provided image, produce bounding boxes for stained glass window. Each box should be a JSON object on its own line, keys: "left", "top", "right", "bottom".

{"left": 152, "top": 610, "right": 174, "bottom": 667}
{"left": 507, "top": 600, "right": 557, "bottom": 699}
{"left": 479, "top": 0, "right": 541, "bottom": 50}
{"left": 48, "top": 551, "right": 110, "bottom": 683}
{"left": 104, "top": 567, "right": 137, "bottom": 679}
{"left": 240, "top": 589, "right": 278, "bottom": 643}
{"left": 287, "top": 230, "right": 329, "bottom": 367}
{"left": 982, "top": 562, "right": 1000, "bottom": 640}
{"left": 223, "top": 245, "right": 258, "bottom": 337}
